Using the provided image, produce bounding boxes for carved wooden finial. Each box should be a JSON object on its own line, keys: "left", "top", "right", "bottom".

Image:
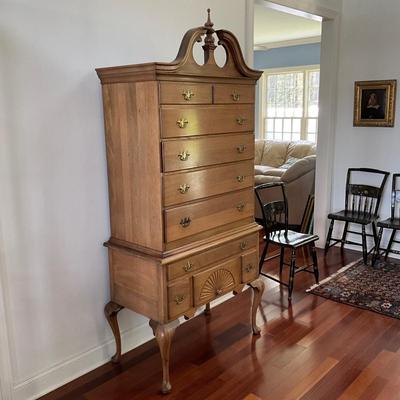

{"left": 203, "top": 8, "right": 216, "bottom": 63}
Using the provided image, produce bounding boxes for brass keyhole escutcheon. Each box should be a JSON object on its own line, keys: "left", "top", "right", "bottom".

{"left": 236, "top": 116, "right": 246, "bottom": 125}
{"left": 236, "top": 202, "right": 245, "bottom": 212}
{"left": 231, "top": 92, "right": 240, "bottom": 102}
{"left": 240, "top": 241, "right": 248, "bottom": 250}
{"left": 236, "top": 175, "right": 244, "bottom": 183}
{"left": 183, "top": 261, "right": 193, "bottom": 272}
{"left": 180, "top": 217, "right": 191, "bottom": 228}
{"left": 216, "top": 288, "right": 223, "bottom": 295}
{"left": 236, "top": 145, "right": 246, "bottom": 154}
{"left": 245, "top": 264, "right": 254, "bottom": 273}
{"left": 178, "top": 183, "right": 190, "bottom": 194}
{"left": 175, "top": 295, "right": 185, "bottom": 305}
{"left": 178, "top": 150, "right": 190, "bottom": 161}
{"left": 182, "top": 89, "right": 195, "bottom": 101}
{"left": 176, "top": 118, "right": 189, "bottom": 128}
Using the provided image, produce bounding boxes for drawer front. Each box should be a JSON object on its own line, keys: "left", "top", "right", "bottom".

{"left": 241, "top": 250, "right": 259, "bottom": 283}
{"left": 167, "top": 232, "right": 258, "bottom": 281}
{"left": 214, "top": 84, "right": 255, "bottom": 104}
{"left": 163, "top": 161, "right": 254, "bottom": 206}
{"left": 165, "top": 189, "right": 254, "bottom": 243}
{"left": 160, "top": 82, "right": 212, "bottom": 105}
{"left": 168, "top": 278, "right": 191, "bottom": 319}
{"left": 193, "top": 257, "right": 241, "bottom": 306}
{"left": 161, "top": 105, "right": 254, "bottom": 138}
{"left": 162, "top": 133, "right": 254, "bottom": 172}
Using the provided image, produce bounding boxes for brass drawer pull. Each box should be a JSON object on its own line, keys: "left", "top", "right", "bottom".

{"left": 236, "top": 175, "right": 244, "bottom": 183}
{"left": 178, "top": 150, "right": 190, "bottom": 161}
{"left": 175, "top": 295, "right": 185, "bottom": 305}
{"left": 240, "top": 241, "right": 248, "bottom": 250}
{"left": 183, "top": 261, "right": 193, "bottom": 272}
{"left": 236, "top": 202, "right": 245, "bottom": 212}
{"left": 178, "top": 183, "right": 190, "bottom": 194}
{"left": 236, "top": 145, "right": 246, "bottom": 154}
{"left": 180, "top": 217, "right": 191, "bottom": 227}
{"left": 231, "top": 92, "right": 240, "bottom": 102}
{"left": 182, "top": 89, "right": 194, "bottom": 101}
{"left": 216, "top": 288, "right": 223, "bottom": 295}
{"left": 245, "top": 264, "right": 254, "bottom": 273}
{"left": 176, "top": 118, "right": 189, "bottom": 128}
{"left": 236, "top": 116, "right": 246, "bottom": 125}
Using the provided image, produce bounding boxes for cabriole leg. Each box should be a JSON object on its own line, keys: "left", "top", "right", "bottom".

{"left": 149, "top": 319, "right": 180, "bottom": 394}
{"left": 249, "top": 277, "right": 265, "bottom": 335}
{"left": 104, "top": 301, "right": 124, "bottom": 363}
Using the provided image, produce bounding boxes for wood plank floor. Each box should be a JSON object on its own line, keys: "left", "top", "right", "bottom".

{"left": 40, "top": 245, "right": 400, "bottom": 400}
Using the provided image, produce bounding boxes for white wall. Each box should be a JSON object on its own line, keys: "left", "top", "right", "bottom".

{"left": 331, "top": 0, "right": 400, "bottom": 249}
{"left": 0, "top": 1, "right": 247, "bottom": 399}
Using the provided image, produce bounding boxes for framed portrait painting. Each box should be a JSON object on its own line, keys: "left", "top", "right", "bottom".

{"left": 353, "top": 80, "right": 397, "bottom": 127}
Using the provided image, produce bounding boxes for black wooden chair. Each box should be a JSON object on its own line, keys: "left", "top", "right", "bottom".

{"left": 372, "top": 173, "right": 400, "bottom": 265}
{"left": 255, "top": 182, "right": 319, "bottom": 301}
{"left": 325, "top": 168, "right": 389, "bottom": 264}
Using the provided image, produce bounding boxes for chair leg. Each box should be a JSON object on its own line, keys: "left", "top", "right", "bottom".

{"left": 341, "top": 222, "right": 349, "bottom": 250}
{"left": 371, "top": 222, "right": 378, "bottom": 248}
{"left": 372, "top": 227, "right": 383, "bottom": 266}
{"left": 361, "top": 225, "right": 368, "bottom": 264}
{"left": 279, "top": 247, "right": 284, "bottom": 275}
{"left": 310, "top": 243, "right": 319, "bottom": 284}
{"left": 385, "top": 229, "right": 396, "bottom": 261}
{"left": 325, "top": 219, "right": 334, "bottom": 254}
{"left": 288, "top": 248, "right": 296, "bottom": 301}
{"left": 259, "top": 240, "right": 269, "bottom": 274}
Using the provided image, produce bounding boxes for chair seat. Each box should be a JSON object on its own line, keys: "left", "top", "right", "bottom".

{"left": 328, "top": 210, "right": 378, "bottom": 225}
{"left": 269, "top": 230, "right": 319, "bottom": 248}
{"left": 377, "top": 217, "right": 400, "bottom": 229}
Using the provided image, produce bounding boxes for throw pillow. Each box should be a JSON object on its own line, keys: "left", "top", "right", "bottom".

{"left": 280, "top": 157, "right": 300, "bottom": 169}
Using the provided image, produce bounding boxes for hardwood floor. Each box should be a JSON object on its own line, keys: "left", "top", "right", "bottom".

{"left": 40, "top": 245, "right": 400, "bottom": 400}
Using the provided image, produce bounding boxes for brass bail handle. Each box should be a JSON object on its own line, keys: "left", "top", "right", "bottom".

{"left": 178, "top": 150, "right": 190, "bottom": 161}
{"left": 231, "top": 92, "right": 240, "bottom": 101}
{"left": 236, "top": 145, "right": 246, "bottom": 154}
{"left": 236, "top": 202, "right": 245, "bottom": 212}
{"left": 178, "top": 183, "right": 190, "bottom": 194}
{"left": 180, "top": 217, "right": 191, "bottom": 228}
{"left": 182, "top": 89, "right": 195, "bottom": 101}
{"left": 236, "top": 116, "right": 246, "bottom": 125}
{"left": 236, "top": 175, "right": 244, "bottom": 183}
{"left": 175, "top": 295, "right": 185, "bottom": 305}
{"left": 183, "top": 261, "right": 193, "bottom": 272}
{"left": 176, "top": 118, "right": 189, "bottom": 128}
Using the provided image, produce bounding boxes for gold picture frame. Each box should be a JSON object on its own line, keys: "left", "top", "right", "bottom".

{"left": 353, "top": 79, "right": 397, "bottom": 127}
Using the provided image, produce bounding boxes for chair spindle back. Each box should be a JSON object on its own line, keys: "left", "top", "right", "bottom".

{"left": 391, "top": 173, "right": 400, "bottom": 220}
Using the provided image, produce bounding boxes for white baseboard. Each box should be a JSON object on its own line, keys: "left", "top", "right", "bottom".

{"left": 11, "top": 291, "right": 238, "bottom": 400}
{"left": 13, "top": 323, "right": 153, "bottom": 400}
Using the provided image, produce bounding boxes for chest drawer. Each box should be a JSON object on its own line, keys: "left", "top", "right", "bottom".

{"left": 167, "top": 278, "right": 191, "bottom": 319}
{"left": 193, "top": 257, "right": 241, "bottom": 306}
{"left": 167, "top": 232, "right": 258, "bottom": 281}
{"left": 214, "top": 84, "right": 255, "bottom": 104}
{"left": 160, "top": 105, "right": 254, "bottom": 138}
{"left": 241, "top": 250, "right": 259, "bottom": 283}
{"left": 163, "top": 161, "right": 254, "bottom": 206}
{"left": 164, "top": 189, "right": 254, "bottom": 243}
{"left": 160, "top": 82, "right": 212, "bottom": 104}
{"left": 162, "top": 133, "right": 254, "bottom": 172}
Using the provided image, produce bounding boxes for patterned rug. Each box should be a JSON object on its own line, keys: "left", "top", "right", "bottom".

{"left": 307, "top": 258, "right": 400, "bottom": 319}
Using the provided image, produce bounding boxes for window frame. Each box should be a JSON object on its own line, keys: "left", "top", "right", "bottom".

{"left": 258, "top": 64, "right": 320, "bottom": 142}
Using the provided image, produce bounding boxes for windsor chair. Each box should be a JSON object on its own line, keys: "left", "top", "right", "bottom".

{"left": 325, "top": 168, "right": 389, "bottom": 264}
{"left": 372, "top": 173, "right": 400, "bottom": 265}
{"left": 255, "top": 182, "right": 319, "bottom": 301}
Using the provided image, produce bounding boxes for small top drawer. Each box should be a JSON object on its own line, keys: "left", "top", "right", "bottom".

{"left": 167, "top": 232, "right": 258, "bottom": 280}
{"left": 214, "top": 84, "right": 255, "bottom": 104}
{"left": 160, "top": 82, "right": 212, "bottom": 104}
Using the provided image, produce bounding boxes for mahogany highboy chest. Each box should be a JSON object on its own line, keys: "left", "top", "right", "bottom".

{"left": 96, "top": 11, "right": 264, "bottom": 393}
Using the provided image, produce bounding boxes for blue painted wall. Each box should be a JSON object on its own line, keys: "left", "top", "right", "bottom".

{"left": 254, "top": 43, "right": 321, "bottom": 136}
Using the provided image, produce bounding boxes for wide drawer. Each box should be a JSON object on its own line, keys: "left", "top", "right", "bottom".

{"left": 162, "top": 133, "right": 254, "bottom": 172}
{"left": 167, "top": 232, "right": 258, "bottom": 281}
{"left": 163, "top": 161, "right": 254, "bottom": 206}
{"left": 193, "top": 257, "right": 241, "bottom": 306}
{"left": 160, "top": 82, "right": 212, "bottom": 104}
{"left": 214, "top": 84, "right": 255, "bottom": 104}
{"left": 160, "top": 105, "right": 254, "bottom": 138}
{"left": 164, "top": 189, "right": 254, "bottom": 243}
{"left": 167, "top": 278, "right": 191, "bottom": 319}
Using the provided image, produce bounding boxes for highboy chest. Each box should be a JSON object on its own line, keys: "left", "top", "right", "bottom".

{"left": 96, "top": 10, "right": 264, "bottom": 393}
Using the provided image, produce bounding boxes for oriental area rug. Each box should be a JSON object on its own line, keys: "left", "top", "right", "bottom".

{"left": 307, "top": 258, "right": 400, "bottom": 320}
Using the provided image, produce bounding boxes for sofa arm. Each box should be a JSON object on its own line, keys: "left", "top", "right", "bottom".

{"left": 280, "top": 155, "right": 316, "bottom": 183}
{"left": 254, "top": 175, "right": 282, "bottom": 186}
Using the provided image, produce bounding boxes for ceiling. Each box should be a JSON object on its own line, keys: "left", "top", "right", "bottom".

{"left": 254, "top": 4, "right": 322, "bottom": 48}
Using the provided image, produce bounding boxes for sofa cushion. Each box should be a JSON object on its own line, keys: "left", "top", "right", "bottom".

{"left": 287, "top": 141, "right": 316, "bottom": 159}
{"left": 254, "top": 165, "right": 286, "bottom": 177}
{"left": 260, "top": 140, "right": 290, "bottom": 167}
{"left": 281, "top": 155, "right": 316, "bottom": 183}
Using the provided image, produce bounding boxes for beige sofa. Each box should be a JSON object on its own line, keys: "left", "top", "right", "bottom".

{"left": 254, "top": 140, "right": 316, "bottom": 227}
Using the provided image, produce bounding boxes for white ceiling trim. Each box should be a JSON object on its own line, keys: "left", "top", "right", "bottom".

{"left": 254, "top": 35, "right": 321, "bottom": 50}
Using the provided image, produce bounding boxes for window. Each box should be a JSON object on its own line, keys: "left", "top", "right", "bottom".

{"left": 259, "top": 66, "right": 320, "bottom": 143}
